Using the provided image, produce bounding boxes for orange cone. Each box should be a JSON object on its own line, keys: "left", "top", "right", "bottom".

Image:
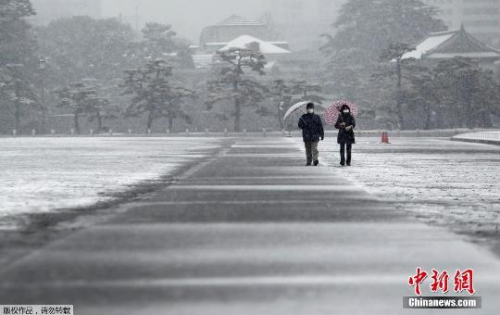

{"left": 381, "top": 132, "right": 390, "bottom": 144}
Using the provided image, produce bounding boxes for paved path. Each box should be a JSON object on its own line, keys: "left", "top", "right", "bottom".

{"left": 1, "top": 137, "right": 500, "bottom": 314}
{"left": 452, "top": 130, "right": 500, "bottom": 146}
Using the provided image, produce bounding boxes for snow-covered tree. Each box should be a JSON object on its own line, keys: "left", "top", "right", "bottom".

{"left": 0, "top": 0, "right": 36, "bottom": 66}
{"left": 380, "top": 43, "right": 416, "bottom": 129}
{"left": 434, "top": 58, "right": 500, "bottom": 128}
{"left": 373, "top": 56, "right": 500, "bottom": 129}
{"left": 398, "top": 60, "right": 439, "bottom": 130}
{"left": 206, "top": 48, "right": 267, "bottom": 132}
{"left": 322, "top": 0, "right": 445, "bottom": 67}
{"left": 54, "top": 82, "right": 99, "bottom": 134}
{"left": 137, "top": 23, "right": 194, "bottom": 69}
{"left": 0, "top": 0, "right": 38, "bottom": 133}
{"left": 122, "top": 59, "right": 195, "bottom": 132}
{"left": 288, "top": 79, "right": 324, "bottom": 104}
{"left": 36, "top": 16, "right": 136, "bottom": 83}
{"left": 87, "top": 98, "right": 121, "bottom": 133}
{"left": 1, "top": 64, "right": 39, "bottom": 132}
{"left": 320, "top": 0, "right": 446, "bottom": 129}
{"left": 267, "top": 79, "right": 292, "bottom": 130}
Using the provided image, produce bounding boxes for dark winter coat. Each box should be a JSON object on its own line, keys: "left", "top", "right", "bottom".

{"left": 335, "top": 113, "right": 356, "bottom": 144}
{"left": 298, "top": 113, "right": 324, "bottom": 143}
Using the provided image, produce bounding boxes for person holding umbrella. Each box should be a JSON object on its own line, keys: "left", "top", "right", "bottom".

{"left": 334, "top": 104, "right": 356, "bottom": 166}
{"left": 298, "top": 102, "right": 324, "bottom": 166}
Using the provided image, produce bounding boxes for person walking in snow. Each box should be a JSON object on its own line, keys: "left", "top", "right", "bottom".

{"left": 298, "top": 102, "right": 324, "bottom": 166}
{"left": 335, "top": 104, "right": 356, "bottom": 166}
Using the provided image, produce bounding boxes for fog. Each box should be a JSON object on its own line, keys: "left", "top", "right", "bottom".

{"left": 101, "top": 0, "right": 268, "bottom": 41}
{"left": 30, "top": 0, "right": 344, "bottom": 45}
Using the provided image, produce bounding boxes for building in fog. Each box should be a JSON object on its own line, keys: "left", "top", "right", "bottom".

{"left": 402, "top": 27, "right": 500, "bottom": 72}
{"left": 218, "top": 35, "right": 291, "bottom": 54}
{"left": 261, "top": 0, "right": 347, "bottom": 49}
{"left": 422, "top": 0, "right": 500, "bottom": 48}
{"left": 194, "top": 16, "right": 293, "bottom": 70}
{"left": 199, "top": 15, "right": 286, "bottom": 52}
{"left": 31, "top": 0, "right": 102, "bottom": 24}
{"left": 193, "top": 33, "right": 291, "bottom": 70}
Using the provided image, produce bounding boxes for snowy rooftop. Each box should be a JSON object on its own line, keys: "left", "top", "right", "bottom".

{"left": 402, "top": 28, "right": 500, "bottom": 60}
{"left": 219, "top": 35, "right": 291, "bottom": 54}
{"left": 402, "top": 31, "right": 455, "bottom": 60}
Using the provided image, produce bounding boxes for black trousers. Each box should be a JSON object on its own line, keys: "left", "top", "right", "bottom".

{"left": 304, "top": 141, "right": 319, "bottom": 164}
{"left": 340, "top": 143, "right": 352, "bottom": 164}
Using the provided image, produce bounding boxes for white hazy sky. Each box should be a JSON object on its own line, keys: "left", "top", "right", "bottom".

{"left": 101, "top": 0, "right": 266, "bottom": 42}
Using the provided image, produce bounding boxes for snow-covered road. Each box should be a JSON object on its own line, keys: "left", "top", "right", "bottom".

{"left": 310, "top": 137, "right": 500, "bottom": 242}
{"left": 3, "top": 136, "right": 499, "bottom": 245}
{"left": 0, "top": 137, "right": 223, "bottom": 229}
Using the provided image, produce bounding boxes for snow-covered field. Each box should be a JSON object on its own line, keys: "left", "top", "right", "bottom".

{"left": 0, "top": 137, "right": 222, "bottom": 229}
{"left": 309, "top": 137, "right": 500, "bottom": 241}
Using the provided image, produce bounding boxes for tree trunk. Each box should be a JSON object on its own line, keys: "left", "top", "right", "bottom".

{"left": 277, "top": 93, "right": 284, "bottom": 130}
{"left": 396, "top": 58, "right": 404, "bottom": 130}
{"left": 480, "top": 111, "right": 493, "bottom": 128}
{"left": 278, "top": 112, "right": 284, "bottom": 130}
{"left": 168, "top": 116, "right": 174, "bottom": 131}
{"left": 96, "top": 111, "right": 103, "bottom": 133}
{"left": 14, "top": 101, "right": 21, "bottom": 132}
{"left": 14, "top": 81, "right": 21, "bottom": 132}
{"left": 233, "top": 79, "right": 241, "bottom": 132}
{"left": 234, "top": 98, "right": 241, "bottom": 132}
{"left": 74, "top": 112, "right": 81, "bottom": 134}
{"left": 464, "top": 93, "right": 474, "bottom": 129}
{"left": 423, "top": 102, "right": 431, "bottom": 130}
{"left": 277, "top": 102, "right": 284, "bottom": 130}
{"left": 40, "top": 76, "right": 46, "bottom": 134}
{"left": 147, "top": 111, "right": 154, "bottom": 132}
{"left": 465, "top": 98, "right": 481, "bottom": 129}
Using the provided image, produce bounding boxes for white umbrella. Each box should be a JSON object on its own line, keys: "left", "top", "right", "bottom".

{"left": 283, "top": 101, "right": 327, "bottom": 123}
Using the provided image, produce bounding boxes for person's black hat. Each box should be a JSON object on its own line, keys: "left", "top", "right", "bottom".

{"left": 306, "top": 102, "right": 314, "bottom": 109}
{"left": 341, "top": 104, "right": 351, "bottom": 111}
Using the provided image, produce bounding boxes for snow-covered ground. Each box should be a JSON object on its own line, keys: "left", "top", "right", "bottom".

{"left": 0, "top": 137, "right": 222, "bottom": 229}
{"left": 304, "top": 137, "right": 500, "bottom": 241}
{"left": 3, "top": 135, "right": 499, "bottom": 244}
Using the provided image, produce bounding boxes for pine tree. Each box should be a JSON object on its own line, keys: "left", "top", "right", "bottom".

{"left": 434, "top": 58, "right": 500, "bottom": 128}
{"left": 322, "top": 0, "right": 445, "bottom": 67}
{"left": 0, "top": 0, "right": 36, "bottom": 66}
{"left": 0, "top": 0, "right": 37, "bottom": 133}
{"left": 138, "top": 23, "right": 195, "bottom": 69}
{"left": 320, "top": 0, "right": 446, "bottom": 129}
{"left": 206, "top": 48, "right": 268, "bottom": 132}
{"left": 122, "top": 59, "right": 194, "bottom": 132}
{"left": 54, "top": 82, "right": 98, "bottom": 134}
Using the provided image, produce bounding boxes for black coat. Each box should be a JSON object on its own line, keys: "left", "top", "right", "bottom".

{"left": 335, "top": 114, "right": 356, "bottom": 144}
{"left": 298, "top": 113, "right": 324, "bottom": 143}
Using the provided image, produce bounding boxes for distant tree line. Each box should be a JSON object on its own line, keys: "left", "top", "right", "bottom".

{"left": 0, "top": 0, "right": 326, "bottom": 134}
{"left": 0, "top": 0, "right": 199, "bottom": 134}
{"left": 3, "top": 0, "right": 497, "bottom": 133}
{"left": 321, "top": 0, "right": 500, "bottom": 130}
